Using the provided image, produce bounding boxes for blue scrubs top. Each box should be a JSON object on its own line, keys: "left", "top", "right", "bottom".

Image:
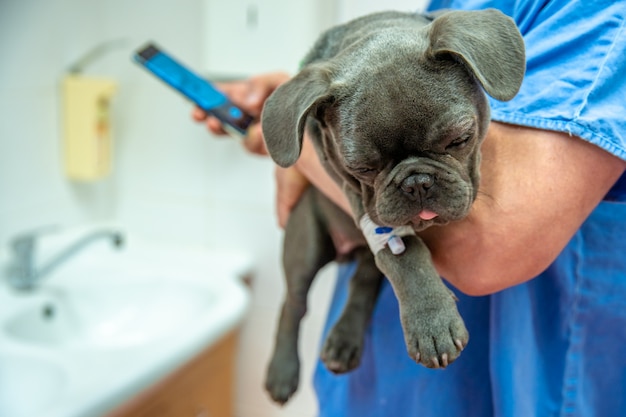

{"left": 313, "top": 1, "right": 626, "bottom": 416}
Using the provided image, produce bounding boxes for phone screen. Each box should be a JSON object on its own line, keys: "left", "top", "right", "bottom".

{"left": 133, "top": 43, "right": 253, "bottom": 137}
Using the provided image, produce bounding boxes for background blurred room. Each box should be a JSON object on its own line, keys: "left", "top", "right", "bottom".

{"left": 0, "top": 0, "right": 426, "bottom": 416}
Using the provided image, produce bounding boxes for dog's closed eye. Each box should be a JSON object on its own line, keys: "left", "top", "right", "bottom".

{"left": 348, "top": 166, "right": 378, "bottom": 180}
{"left": 445, "top": 133, "right": 472, "bottom": 151}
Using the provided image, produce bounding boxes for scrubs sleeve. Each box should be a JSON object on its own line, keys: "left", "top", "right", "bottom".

{"left": 428, "top": 0, "right": 626, "bottom": 161}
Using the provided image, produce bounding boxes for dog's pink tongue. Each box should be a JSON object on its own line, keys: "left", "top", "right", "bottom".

{"left": 419, "top": 210, "right": 438, "bottom": 220}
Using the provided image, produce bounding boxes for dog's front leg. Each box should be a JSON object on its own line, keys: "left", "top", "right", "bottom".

{"left": 343, "top": 187, "right": 468, "bottom": 368}
{"left": 375, "top": 237, "right": 469, "bottom": 368}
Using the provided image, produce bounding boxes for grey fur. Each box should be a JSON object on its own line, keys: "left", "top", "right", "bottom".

{"left": 262, "top": 9, "right": 525, "bottom": 405}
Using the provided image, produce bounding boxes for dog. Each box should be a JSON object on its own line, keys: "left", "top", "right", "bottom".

{"left": 260, "top": 9, "right": 525, "bottom": 404}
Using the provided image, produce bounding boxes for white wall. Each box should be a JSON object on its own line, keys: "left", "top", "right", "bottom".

{"left": 338, "top": 0, "right": 428, "bottom": 22}
{"left": 0, "top": 0, "right": 115, "bottom": 242}
{"left": 0, "top": 1, "right": 427, "bottom": 417}
{"left": 203, "top": 0, "right": 338, "bottom": 76}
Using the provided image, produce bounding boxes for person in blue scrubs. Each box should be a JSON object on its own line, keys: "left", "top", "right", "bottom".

{"left": 194, "top": 1, "right": 626, "bottom": 415}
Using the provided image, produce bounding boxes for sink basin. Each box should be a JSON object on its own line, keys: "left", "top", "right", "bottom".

{"left": 0, "top": 354, "right": 67, "bottom": 417}
{"left": 0, "top": 226, "right": 251, "bottom": 417}
{"left": 5, "top": 280, "right": 216, "bottom": 348}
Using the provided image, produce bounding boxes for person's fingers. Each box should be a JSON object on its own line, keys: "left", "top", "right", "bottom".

{"left": 240, "top": 124, "right": 266, "bottom": 155}
{"left": 248, "top": 73, "right": 289, "bottom": 106}
{"left": 230, "top": 72, "right": 291, "bottom": 116}
{"left": 192, "top": 109, "right": 228, "bottom": 136}
{"left": 206, "top": 116, "right": 228, "bottom": 136}
{"left": 191, "top": 107, "right": 207, "bottom": 121}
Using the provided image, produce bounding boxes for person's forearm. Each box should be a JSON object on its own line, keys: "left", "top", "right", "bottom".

{"left": 292, "top": 122, "right": 625, "bottom": 296}
{"left": 421, "top": 122, "right": 625, "bottom": 295}
{"left": 294, "top": 135, "right": 352, "bottom": 214}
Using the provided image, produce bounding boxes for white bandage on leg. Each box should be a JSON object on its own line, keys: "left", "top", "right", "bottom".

{"left": 359, "top": 214, "right": 416, "bottom": 255}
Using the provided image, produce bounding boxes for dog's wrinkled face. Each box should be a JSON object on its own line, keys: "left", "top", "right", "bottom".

{"left": 324, "top": 58, "right": 490, "bottom": 229}
{"left": 261, "top": 9, "right": 525, "bottom": 229}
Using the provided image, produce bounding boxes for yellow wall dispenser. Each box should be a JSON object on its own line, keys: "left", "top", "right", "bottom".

{"left": 61, "top": 75, "right": 117, "bottom": 181}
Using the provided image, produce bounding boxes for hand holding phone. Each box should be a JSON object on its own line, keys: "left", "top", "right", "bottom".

{"left": 133, "top": 43, "right": 254, "bottom": 138}
{"left": 193, "top": 73, "right": 293, "bottom": 156}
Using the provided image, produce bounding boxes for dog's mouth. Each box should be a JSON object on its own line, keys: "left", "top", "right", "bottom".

{"left": 367, "top": 158, "right": 476, "bottom": 229}
{"left": 418, "top": 210, "right": 439, "bottom": 221}
{"left": 371, "top": 182, "right": 473, "bottom": 230}
{"left": 411, "top": 209, "right": 449, "bottom": 231}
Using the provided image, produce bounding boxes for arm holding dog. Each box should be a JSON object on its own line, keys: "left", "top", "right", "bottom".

{"left": 421, "top": 122, "right": 625, "bottom": 295}
{"left": 291, "top": 119, "right": 625, "bottom": 295}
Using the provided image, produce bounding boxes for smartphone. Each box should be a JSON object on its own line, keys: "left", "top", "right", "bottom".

{"left": 133, "top": 43, "right": 253, "bottom": 138}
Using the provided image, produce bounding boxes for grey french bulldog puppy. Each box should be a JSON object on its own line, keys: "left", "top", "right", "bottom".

{"left": 261, "top": 9, "right": 525, "bottom": 404}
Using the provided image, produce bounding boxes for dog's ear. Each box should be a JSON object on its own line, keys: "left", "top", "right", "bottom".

{"left": 427, "top": 8, "right": 525, "bottom": 101}
{"left": 261, "top": 65, "right": 333, "bottom": 167}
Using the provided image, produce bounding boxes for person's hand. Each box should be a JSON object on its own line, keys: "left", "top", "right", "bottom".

{"left": 191, "top": 71, "right": 291, "bottom": 155}
{"left": 275, "top": 166, "right": 310, "bottom": 228}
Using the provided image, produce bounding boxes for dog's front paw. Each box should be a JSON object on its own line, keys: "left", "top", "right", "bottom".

{"left": 320, "top": 323, "right": 364, "bottom": 374}
{"left": 265, "top": 354, "right": 300, "bottom": 405}
{"left": 401, "top": 293, "right": 469, "bottom": 369}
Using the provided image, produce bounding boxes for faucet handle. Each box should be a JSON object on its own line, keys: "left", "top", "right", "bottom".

{"left": 9, "top": 225, "right": 60, "bottom": 253}
{"left": 6, "top": 225, "right": 58, "bottom": 288}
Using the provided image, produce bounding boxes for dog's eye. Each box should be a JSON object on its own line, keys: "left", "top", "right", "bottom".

{"left": 447, "top": 134, "right": 471, "bottom": 150}
{"left": 352, "top": 167, "right": 377, "bottom": 176}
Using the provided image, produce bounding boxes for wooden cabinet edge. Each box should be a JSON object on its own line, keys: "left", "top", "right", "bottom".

{"left": 107, "top": 330, "right": 240, "bottom": 417}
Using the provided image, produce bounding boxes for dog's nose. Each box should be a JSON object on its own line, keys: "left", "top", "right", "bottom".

{"left": 400, "top": 173, "right": 434, "bottom": 200}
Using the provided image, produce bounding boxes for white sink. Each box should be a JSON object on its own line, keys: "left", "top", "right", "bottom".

{"left": 0, "top": 354, "right": 67, "bottom": 417}
{"left": 5, "top": 280, "right": 216, "bottom": 348}
{"left": 0, "top": 226, "right": 251, "bottom": 417}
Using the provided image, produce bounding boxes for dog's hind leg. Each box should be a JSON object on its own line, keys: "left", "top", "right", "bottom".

{"left": 321, "top": 248, "right": 383, "bottom": 373}
{"left": 265, "top": 188, "right": 336, "bottom": 405}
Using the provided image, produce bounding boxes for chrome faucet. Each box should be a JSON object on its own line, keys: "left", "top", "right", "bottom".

{"left": 5, "top": 227, "right": 124, "bottom": 291}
